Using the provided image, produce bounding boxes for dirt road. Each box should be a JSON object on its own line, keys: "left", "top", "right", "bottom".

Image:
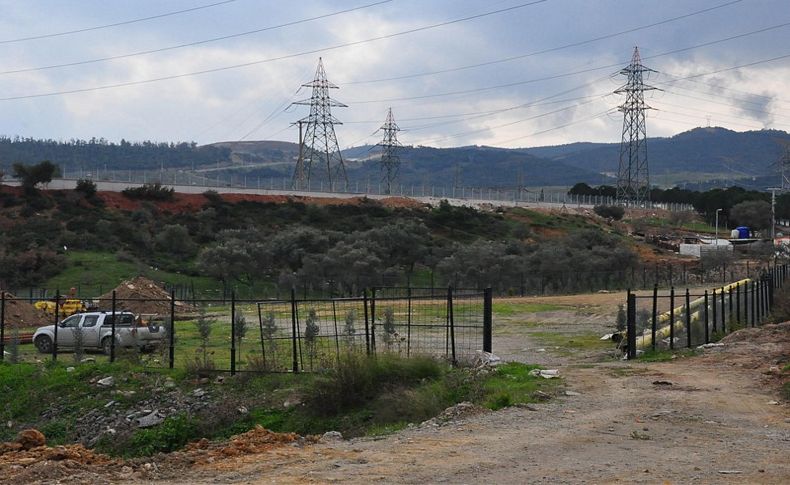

{"left": 154, "top": 295, "right": 789, "bottom": 484}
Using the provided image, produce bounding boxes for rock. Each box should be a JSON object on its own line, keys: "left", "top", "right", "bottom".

{"left": 767, "top": 401, "right": 779, "bottom": 405}
{"left": 192, "top": 388, "right": 206, "bottom": 398}
{"left": 81, "top": 357, "right": 96, "bottom": 363}
{"left": 16, "top": 429, "right": 46, "bottom": 449}
{"left": 529, "top": 369, "right": 560, "bottom": 379}
{"left": 198, "top": 377, "right": 210, "bottom": 385}
{"left": 321, "top": 431, "right": 344, "bottom": 442}
{"left": 564, "top": 391, "right": 581, "bottom": 396}
{"left": 97, "top": 376, "right": 115, "bottom": 387}
{"left": 237, "top": 406, "right": 249, "bottom": 415}
{"left": 164, "top": 378, "right": 176, "bottom": 388}
{"left": 66, "top": 367, "right": 75, "bottom": 373}
{"left": 284, "top": 398, "right": 301, "bottom": 408}
{"left": 136, "top": 411, "right": 165, "bottom": 428}
{"left": 215, "top": 376, "right": 225, "bottom": 384}
{"left": 104, "top": 400, "right": 116, "bottom": 408}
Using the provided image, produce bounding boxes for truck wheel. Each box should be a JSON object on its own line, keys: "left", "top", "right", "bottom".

{"left": 35, "top": 335, "right": 53, "bottom": 354}
{"left": 102, "top": 337, "right": 113, "bottom": 356}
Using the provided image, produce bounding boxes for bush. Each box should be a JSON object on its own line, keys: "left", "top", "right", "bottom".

{"left": 122, "top": 182, "right": 174, "bottom": 201}
{"left": 306, "top": 353, "right": 443, "bottom": 415}
{"left": 593, "top": 205, "right": 625, "bottom": 220}
{"left": 74, "top": 179, "right": 97, "bottom": 197}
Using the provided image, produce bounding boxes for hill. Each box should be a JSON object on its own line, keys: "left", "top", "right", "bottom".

{"left": 522, "top": 127, "right": 790, "bottom": 186}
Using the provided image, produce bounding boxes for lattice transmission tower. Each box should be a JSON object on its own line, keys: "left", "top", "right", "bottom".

{"left": 780, "top": 147, "right": 790, "bottom": 191}
{"left": 615, "top": 47, "right": 657, "bottom": 205}
{"left": 377, "top": 108, "right": 402, "bottom": 194}
{"left": 292, "top": 58, "right": 348, "bottom": 191}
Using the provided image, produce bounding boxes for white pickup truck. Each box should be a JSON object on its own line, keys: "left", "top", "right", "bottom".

{"left": 33, "top": 311, "right": 165, "bottom": 355}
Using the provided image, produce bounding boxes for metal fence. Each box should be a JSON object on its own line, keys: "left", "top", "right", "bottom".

{"left": 623, "top": 263, "right": 788, "bottom": 358}
{"left": 0, "top": 287, "right": 493, "bottom": 373}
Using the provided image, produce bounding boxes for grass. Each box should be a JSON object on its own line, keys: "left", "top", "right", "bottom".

{"left": 1, "top": 354, "right": 558, "bottom": 456}
{"left": 43, "top": 250, "right": 219, "bottom": 297}
{"left": 530, "top": 332, "right": 612, "bottom": 354}
{"left": 492, "top": 301, "right": 567, "bottom": 316}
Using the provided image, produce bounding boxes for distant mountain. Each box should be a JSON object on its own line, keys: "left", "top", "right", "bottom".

{"left": 522, "top": 127, "right": 790, "bottom": 185}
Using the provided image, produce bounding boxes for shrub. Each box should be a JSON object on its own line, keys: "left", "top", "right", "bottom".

{"left": 122, "top": 182, "right": 174, "bottom": 201}
{"left": 74, "top": 179, "right": 97, "bottom": 197}
{"left": 126, "top": 414, "right": 197, "bottom": 456}
{"left": 593, "top": 205, "right": 625, "bottom": 220}
{"left": 306, "top": 353, "right": 443, "bottom": 415}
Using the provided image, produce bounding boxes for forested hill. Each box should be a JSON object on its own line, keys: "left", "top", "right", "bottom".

{"left": 0, "top": 137, "right": 231, "bottom": 171}
{"left": 521, "top": 127, "right": 790, "bottom": 178}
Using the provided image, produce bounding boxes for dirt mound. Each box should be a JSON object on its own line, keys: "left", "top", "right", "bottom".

{"left": 379, "top": 196, "right": 427, "bottom": 209}
{"left": 719, "top": 321, "right": 790, "bottom": 345}
{"left": 0, "top": 430, "right": 118, "bottom": 484}
{"left": 177, "top": 426, "right": 311, "bottom": 468}
{"left": 98, "top": 276, "right": 195, "bottom": 316}
{"left": 1, "top": 293, "right": 50, "bottom": 329}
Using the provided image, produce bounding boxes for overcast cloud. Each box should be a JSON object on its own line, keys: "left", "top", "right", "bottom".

{"left": 0, "top": 0, "right": 788, "bottom": 148}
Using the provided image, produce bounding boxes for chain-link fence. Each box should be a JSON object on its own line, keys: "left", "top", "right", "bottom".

{"left": 0, "top": 287, "right": 493, "bottom": 373}
{"left": 622, "top": 263, "right": 788, "bottom": 358}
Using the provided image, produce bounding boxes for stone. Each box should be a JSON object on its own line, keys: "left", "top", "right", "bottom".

{"left": 136, "top": 411, "right": 165, "bottom": 428}
{"left": 192, "top": 388, "right": 206, "bottom": 398}
{"left": 237, "top": 406, "right": 249, "bottom": 415}
{"left": 16, "top": 429, "right": 46, "bottom": 449}
{"left": 66, "top": 367, "right": 75, "bottom": 373}
{"left": 565, "top": 391, "right": 581, "bottom": 396}
{"left": 321, "top": 431, "right": 344, "bottom": 442}
{"left": 97, "top": 376, "right": 115, "bottom": 387}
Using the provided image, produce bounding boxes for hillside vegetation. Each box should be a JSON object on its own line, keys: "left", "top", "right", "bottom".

{"left": 0, "top": 183, "right": 637, "bottom": 296}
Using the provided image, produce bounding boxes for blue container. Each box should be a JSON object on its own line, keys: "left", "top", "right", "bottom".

{"left": 736, "top": 226, "right": 750, "bottom": 239}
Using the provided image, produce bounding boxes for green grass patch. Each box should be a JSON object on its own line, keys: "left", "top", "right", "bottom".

{"left": 482, "top": 362, "right": 557, "bottom": 410}
{"left": 530, "top": 332, "right": 612, "bottom": 352}
{"left": 493, "top": 301, "right": 567, "bottom": 316}
{"left": 43, "top": 250, "right": 219, "bottom": 297}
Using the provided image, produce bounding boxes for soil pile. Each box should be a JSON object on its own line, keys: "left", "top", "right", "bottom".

{"left": 0, "top": 293, "right": 50, "bottom": 329}
{"left": 178, "top": 425, "right": 311, "bottom": 466}
{"left": 97, "top": 276, "right": 196, "bottom": 316}
{"left": 0, "top": 429, "right": 118, "bottom": 484}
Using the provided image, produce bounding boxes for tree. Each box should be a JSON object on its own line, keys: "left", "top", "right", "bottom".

{"left": 75, "top": 179, "right": 97, "bottom": 197}
{"left": 12, "top": 161, "right": 59, "bottom": 190}
{"left": 730, "top": 200, "right": 772, "bottom": 231}
{"left": 155, "top": 224, "right": 194, "bottom": 258}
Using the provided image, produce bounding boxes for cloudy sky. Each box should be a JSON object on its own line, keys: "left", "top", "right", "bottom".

{"left": 0, "top": 0, "right": 788, "bottom": 149}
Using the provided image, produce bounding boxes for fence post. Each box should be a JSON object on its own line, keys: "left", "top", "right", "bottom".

{"left": 406, "top": 287, "right": 412, "bottom": 357}
{"left": 363, "top": 290, "right": 371, "bottom": 356}
{"left": 448, "top": 286, "right": 456, "bottom": 366}
{"left": 291, "top": 288, "right": 299, "bottom": 373}
{"left": 704, "top": 290, "right": 709, "bottom": 344}
{"left": 110, "top": 290, "right": 117, "bottom": 363}
{"left": 627, "top": 292, "right": 636, "bottom": 360}
{"left": 685, "top": 289, "right": 692, "bottom": 348}
{"left": 52, "top": 290, "right": 60, "bottom": 362}
{"left": 750, "top": 281, "right": 756, "bottom": 327}
{"left": 728, "top": 287, "right": 733, "bottom": 324}
{"left": 0, "top": 292, "right": 5, "bottom": 362}
{"left": 669, "top": 287, "right": 675, "bottom": 350}
{"left": 650, "top": 285, "right": 657, "bottom": 351}
{"left": 736, "top": 283, "right": 741, "bottom": 325}
{"left": 370, "top": 287, "right": 377, "bottom": 353}
{"left": 169, "top": 289, "right": 175, "bottom": 369}
{"left": 483, "top": 287, "right": 493, "bottom": 353}
{"left": 230, "top": 291, "right": 236, "bottom": 376}
{"left": 712, "top": 289, "right": 717, "bottom": 333}
{"left": 720, "top": 287, "right": 726, "bottom": 334}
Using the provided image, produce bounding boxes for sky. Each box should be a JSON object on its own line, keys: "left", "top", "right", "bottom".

{"left": 0, "top": 0, "right": 789, "bottom": 149}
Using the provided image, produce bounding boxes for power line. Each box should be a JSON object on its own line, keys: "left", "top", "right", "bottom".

{"left": 0, "top": 0, "right": 237, "bottom": 44}
{"left": 0, "top": 1, "right": 394, "bottom": 76}
{"left": 344, "top": 0, "right": 743, "bottom": 85}
{"left": 0, "top": 0, "right": 548, "bottom": 101}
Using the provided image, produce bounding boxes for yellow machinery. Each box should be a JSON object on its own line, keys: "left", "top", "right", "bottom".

{"left": 34, "top": 288, "right": 86, "bottom": 318}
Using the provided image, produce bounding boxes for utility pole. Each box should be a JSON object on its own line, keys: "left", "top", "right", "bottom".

{"left": 615, "top": 47, "right": 657, "bottom": 206}
{"left": 291, "top": 58, "right": 348, "bottom": 191}
{"left": 376, "top": 108, "right": 402, "bottom": 195}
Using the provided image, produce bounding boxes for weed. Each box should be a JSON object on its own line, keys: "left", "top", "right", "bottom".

{"left": 125, "top": 414, "right": 197, "bottom": 457}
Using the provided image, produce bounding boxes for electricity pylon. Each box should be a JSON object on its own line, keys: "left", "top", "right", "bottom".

{"left": 376, "top": 108, "right": 402, "bottom": 194}
{"left": 292, "top": 58, "right": 348, "bottom": 191}
{"left": 781, "top": 147, "right": 790, "bottom": 191}
{"left": 615, "top": 47, "right": 657, "bottom": 206}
